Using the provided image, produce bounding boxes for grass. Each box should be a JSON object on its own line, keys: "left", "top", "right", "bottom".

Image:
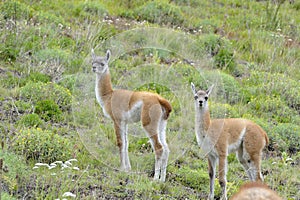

{"left": 0, "top": 0, "right": 299, "bottom": 199}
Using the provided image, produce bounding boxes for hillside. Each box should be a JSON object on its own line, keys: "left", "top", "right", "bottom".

{"left": 0, "top": 0, "right": 299, "bottom": 199}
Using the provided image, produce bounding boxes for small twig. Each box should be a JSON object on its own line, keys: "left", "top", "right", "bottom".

{"left": 0, "top": 158, "right": 3, "bottom": 200}
{"left": 9, "top": 97, "right": 20, "bottom": 116}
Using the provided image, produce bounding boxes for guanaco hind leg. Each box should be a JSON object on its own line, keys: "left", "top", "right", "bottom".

{"left": 142, "top": 103, "right": 168, "bottom": 181}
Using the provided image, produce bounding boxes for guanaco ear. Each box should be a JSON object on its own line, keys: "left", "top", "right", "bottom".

{"left": 206, "top": 84, "right": 214, "bottom": 96}
{"left": 191, "top": 82, "right": 197, "bottom": 95}
{"left": 91, "top": 48, "right": 96, "bottom": 60}
{"left": 106, "top": 50, "right": 111, "bottom": 62}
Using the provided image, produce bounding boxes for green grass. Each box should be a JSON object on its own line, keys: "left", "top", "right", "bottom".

{"left": 0, "top": 0, "right": 299, "bottom": 199}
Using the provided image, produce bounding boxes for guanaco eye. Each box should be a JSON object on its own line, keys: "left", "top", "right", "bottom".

{"left": 205, "top": 96, "right": 208, "bottom": 101}
{"left": 100, "top": 63, "right": 105, "bottom": 67}
{"left": 194, "top": 96, "right": 198, "bottom": 100}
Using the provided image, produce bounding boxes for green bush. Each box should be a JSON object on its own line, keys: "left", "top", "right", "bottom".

{"left": 35, "top": 11, "right": 66, "bottom": 26}
{"left": 128, "top": 1, "right": 184, "bottom": 25}
{"left": 210, "top": 102, "right": 240, "bottom": 118}
{"left": 74, "top": 2, "right": 108, "bottom": 18}
{"left": 245, "top": 71, "right": 300, "bottom": 113}
{"left": 0, "top": 71, "right": 51, "bottom": 88}
{"left": 19, "top": 81, "right": 72, "bottom": 111}
{"left": 35, "top": 100, "right": 62, "bottom": 122}
{"left": 198, "top": 34, "right": 236, "bottom": 73}
{"left": 1, "top": 1, "right": 32, "bottom": 20}
{"left": 135, "top": 82, "right": 171, "bottom": 94}
{"left": 173, "top": 166, "right": 209, "bottom": 191}
{"left": 12, "top": 128, "right": 73, "bottom": 163}
{"left": 249, "top": 95, "right": 297, "bottom": 123}
{"left": 206, "top": 71, "right": 243, "bottom": 104}
{"left": 24, "top": 72, "right": 51, "bottom": 85}
{"left": 34, "top": 49, "right": 71, "bottom": 65}
{"left": 214, "top": 47, "right": 235, "bottom": 72}
{"left": 92, "top": 24, "right": 118, "bottom": 45}
{"left": 17, "top": 113, "right": 43, "bottom": 127}
{"left": 14, "top": 100, "right": 32, "bottom": 113}
{"left": 172, "top": 0, "right": 201, "bottom": 6}
{"left": 201, "top": 34, "right": 221, "bottom": 56}
{"left": 270, "top": 123, "right": 300, "bottom": 154}
{"left": 0, "top": 33, "right": 19, "bottom": 62}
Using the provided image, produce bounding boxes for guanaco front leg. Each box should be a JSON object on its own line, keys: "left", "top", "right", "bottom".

{"left": 114, "top": 121, "right": 131, "bottom": 171}
{"left": 218, "top": 155, "right": 228, "bottom": 200}
{"left": 208, "top": 155, "right": 217, "bottom": 200}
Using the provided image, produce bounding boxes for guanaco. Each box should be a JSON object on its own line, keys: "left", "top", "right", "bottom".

{"left": 191, "top": 83, "right": 269, "bottom": 200}
{"left": 92, "top": 49, "right": 172, "bottom": 181}
{"left": 230, "top": 181, "right": 282, "bottom": 200}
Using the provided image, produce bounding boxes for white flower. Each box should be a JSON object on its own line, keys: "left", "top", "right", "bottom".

{"left": 64, "top": 161, "right": 72, "bottom": 166}
{"left": 62, "top": 192, "right": 76, "bottom": 198}
{"left": 48, "top": 165, "right": 57, "bottom": 170}
{"left": 35, "top": 163, "right": 50, "bottom": 168}
{"left": 67, "top": 159, "right": 78, "bottom": 163}
{"left": 61, "top": 163, "right": 70, "bottom": 170}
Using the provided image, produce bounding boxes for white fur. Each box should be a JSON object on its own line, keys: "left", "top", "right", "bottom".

{"left": 123, "top": 101, "right": 143, "bottom": 123}
{"left": 95, "top": 73, "right": 111, "bottom": 118}
{"left": 120, "top": 121, "right": 131, "bottom": 171}
{"left": 229, "top": 127, "right": 246, "bottom": 153}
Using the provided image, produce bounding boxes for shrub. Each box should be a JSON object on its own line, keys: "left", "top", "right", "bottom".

{"left": 210, "top": 102, "right": 240, "bottom": 118}
{"left": 0, "top": 72, "right": 51, "bottom": 88}
{"left": 35, "top": 100, "right": 62, "bottom": 122}
{"left": 34, "top": 49, "right": 71, "bottom": 65}
{"left": 214, "top": 47, "right": 235, "bottom": 72}
{"left": 269, "top": 123, "right": 300, "bottom": 154}
{"left": 172, "top": 0, "right": 201, "bottom": 6}
{"left": 199, "top": 34, "right": 236, "bottom": 73}
{"left": 35, "top": 11, "right": 66, "bottom": 26}
{"left": 12, "top": 128, "right": 73, "bottom": 163}
{"left": 205, "top": 71, "right": 243, "bottom": 104}
{"left": 0, "top": 33, "right": 19, "bottom": 62}
{"left": 1, "top": 1, "right": 32, "bottom": 20}
{"left": 17, "top": 113, "right": 43, "bottom": 127}
{"left": 201, "top": 34, "right": 221, "bottom": 56}
{"left": 128, "top": 1, "right": 184, "bottom": 25}
{"left": 245, "top": 71, "right": 300, "bottom": 113}
{"left": 14, "top": 100, "right": 32, "bottom": 113}
{"left": 19, "top": 81, "right": 72, "bottom": 111}
{"left": 173, "top": 166, "right": 209, "bottom": 191}
{"left": 24, "top": 72, "right": 51, "bottom": 85}
{"left": 249, "top": 95, "right": 297, "bottom": 123}
{"left": 74, "top": 2, "right": 108, "bottom": 18}
{"left": 135, "top": 82, "right": 171, "bottom": 94}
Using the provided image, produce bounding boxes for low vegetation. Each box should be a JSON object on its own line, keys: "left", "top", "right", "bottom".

{"left": 0, "top": 0, "right": 299, "bottom": 199}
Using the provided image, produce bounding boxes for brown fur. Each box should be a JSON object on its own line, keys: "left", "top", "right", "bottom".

{"left": 92, "top": 49, "right": 172, "bottom": 182}
{"left": 230, "top": 182, "right": 282, "bottom": 200}
{"left": 191, "top": 83, "right": 269, "bottom": 200}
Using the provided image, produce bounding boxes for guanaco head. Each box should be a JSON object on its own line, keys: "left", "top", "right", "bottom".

{"left": 191, "top": 83, "right": 214, "bottom": 109}
{"left": 91, "top": 49, "right": 111, "bottom": 74}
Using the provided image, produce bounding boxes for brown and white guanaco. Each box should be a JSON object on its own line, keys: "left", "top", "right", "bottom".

{"left": 230, "top": 181, "right": 282, "bottom": 200}
{"left": 191, "top": 83, "right": 269, "bottom": 200}
{"left": 92, "top": 49, "right": 172, "bottom": 181}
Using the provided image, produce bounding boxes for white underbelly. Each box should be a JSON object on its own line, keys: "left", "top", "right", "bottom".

{"left": 123, "top": 101, "right": 143, "bottom": 123}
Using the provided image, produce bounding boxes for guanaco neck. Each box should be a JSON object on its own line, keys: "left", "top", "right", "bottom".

{"left": 195, "top": 106, "right": 211, "bottom": 136}
{"left": 95, "top": 69, "right": 113, "bottom": 109}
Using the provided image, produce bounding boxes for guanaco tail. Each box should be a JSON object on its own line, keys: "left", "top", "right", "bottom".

{"left": 92, "top": 49, "right": 172, "bottom": 181}
{"left": 191, "top": 83, "right": 269, "bottom": 200}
